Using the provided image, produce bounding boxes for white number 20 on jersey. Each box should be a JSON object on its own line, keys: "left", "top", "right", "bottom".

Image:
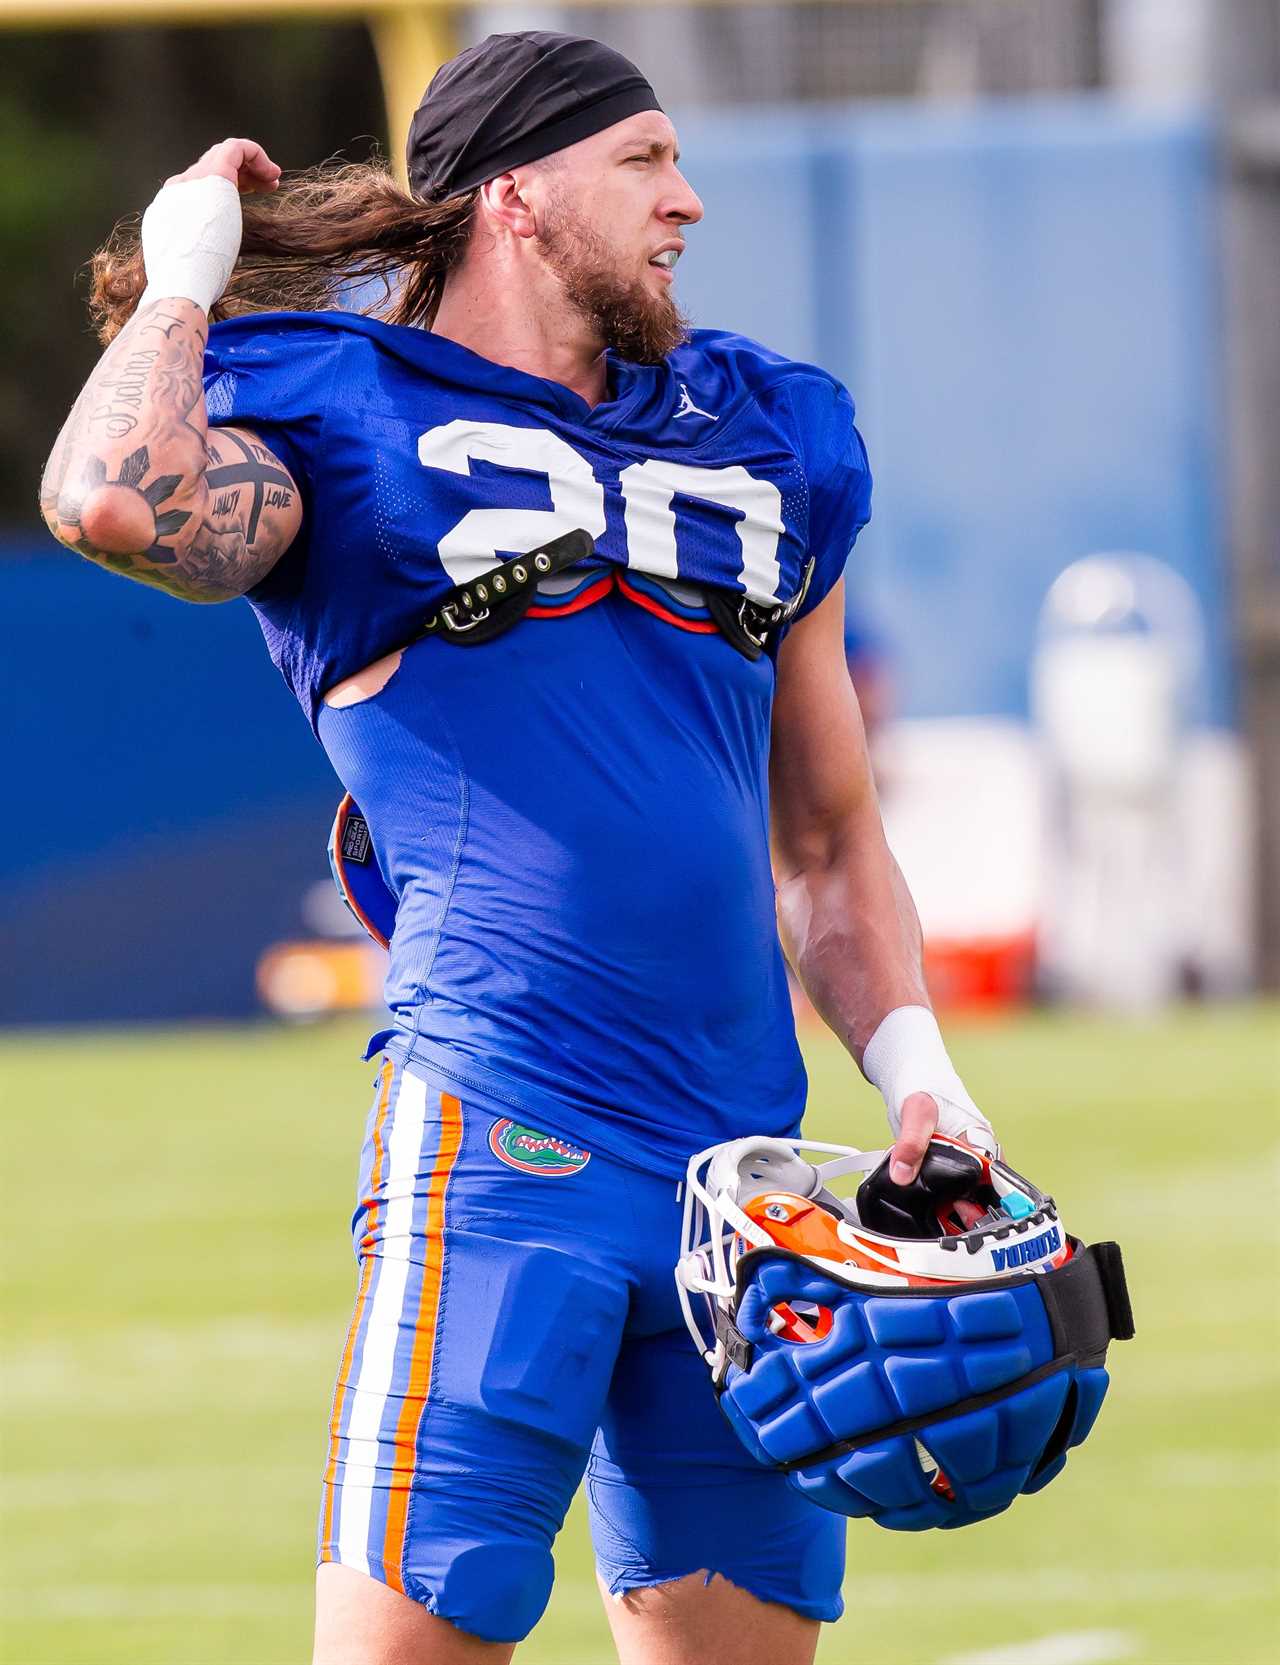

{"left": 417, "top": 420, "right": 785, "bottom": 603}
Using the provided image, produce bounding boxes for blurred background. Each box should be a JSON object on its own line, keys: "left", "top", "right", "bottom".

{"left": 2, "top": 0, "right": 1278, "bottom": 1024}
{"left": 2, "top": 4, "right": 1277, "bottom": 1664}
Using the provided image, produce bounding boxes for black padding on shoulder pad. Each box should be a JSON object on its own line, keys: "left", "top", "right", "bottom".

{"left": 1093, "top": 1240, "right": 1135, "bottom": 1342}
{"left": 1039, "top": 1240, "right": 1134, "bottom": 1367}
{"left": 702, "top": 557, "right": 816, "bottom": 662}
{"left": 703, "top": 589, "right": 768, "bottom": 660}
{"left": 422, "top": 528, "right": 594, "bottom": 644}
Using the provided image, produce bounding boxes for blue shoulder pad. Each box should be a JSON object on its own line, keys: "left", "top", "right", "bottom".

{"left": 718, "top": 1241, "right": 1131, "bottom": 1532}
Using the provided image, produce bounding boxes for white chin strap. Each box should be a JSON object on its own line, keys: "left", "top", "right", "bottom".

{"left": 706, "top": 1138, "right": 823, "bottom": 1209}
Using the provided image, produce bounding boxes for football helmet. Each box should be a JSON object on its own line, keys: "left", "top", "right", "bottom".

{"left": 676, "top": 1134, "right": 1133, "bottom": 1530}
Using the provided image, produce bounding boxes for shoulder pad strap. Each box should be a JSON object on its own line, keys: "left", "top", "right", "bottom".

{"left": 422, "top": 528, "right": 594, "bottom": 645}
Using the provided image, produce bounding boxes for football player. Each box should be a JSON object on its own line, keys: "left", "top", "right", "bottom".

{"left": 41, "top": 32, "right": 998, "bottom": 1665}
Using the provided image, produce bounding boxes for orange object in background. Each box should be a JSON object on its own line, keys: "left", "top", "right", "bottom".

{"left": 789, "top": 929, "right": 1035, "bottom": 1029}
{"left": 256, "top": 940, "right": 383, "bottom": 1019}
{"left": 269, "top": 909, "right": 1037, "bottom": 1025}
{"left": 923, "top": 931, "right": 1037, "bottom": 1011}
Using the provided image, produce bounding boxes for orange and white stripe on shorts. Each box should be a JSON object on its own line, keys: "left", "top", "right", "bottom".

{"left": 319, "top": 1062, "right": 463, "bottom": 1584}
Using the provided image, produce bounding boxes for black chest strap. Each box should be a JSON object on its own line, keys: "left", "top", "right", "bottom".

{"left": 703, "top": 557, "right": 815, "bottom": 660}
{"left": 420, "top": 531, "right": 814, "bottom": 660}
{"left": 419, "top": 529, "right": 594, "bottom": 645}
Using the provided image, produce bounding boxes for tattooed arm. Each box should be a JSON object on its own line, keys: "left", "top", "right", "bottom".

{"left": 41, "top": 138, "right": 295, "bottom": 602}
{"left": 39, "top": 296, "right": 300, "bottom": 602}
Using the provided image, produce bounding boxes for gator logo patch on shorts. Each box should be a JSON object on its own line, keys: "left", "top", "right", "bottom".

{"left": 488, "top": 1118, "right": 591, "bottom": 1176}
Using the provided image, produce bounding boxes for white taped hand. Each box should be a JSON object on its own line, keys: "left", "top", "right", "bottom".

{"left": 139, "top": 175, "right": 243, "bottom": 314}
{"left": 862, "top": 1005, "right": 998, "bottom": 1154}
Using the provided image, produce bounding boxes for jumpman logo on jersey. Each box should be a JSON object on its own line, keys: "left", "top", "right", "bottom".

{"left": 673, "top": 383, "right": 718, "bottom": 422}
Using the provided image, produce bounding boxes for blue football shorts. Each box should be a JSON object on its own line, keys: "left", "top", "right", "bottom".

{"left": 318, "top": 1045, "right": 846, "bottom": 1643}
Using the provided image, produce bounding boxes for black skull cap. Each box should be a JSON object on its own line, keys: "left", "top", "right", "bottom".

{"left": 407, "top": 30, "right": 663, "bottom": 201}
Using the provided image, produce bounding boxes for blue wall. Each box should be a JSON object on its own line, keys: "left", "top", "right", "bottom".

{"left": 4, "top": 97, "right": 1228, "bottom": 1022}
{"left": 2, "top": 551, "right": 338, "bottom": 1022}
{"left": 673, "top": 99, "right": 1228, "bottom": 724}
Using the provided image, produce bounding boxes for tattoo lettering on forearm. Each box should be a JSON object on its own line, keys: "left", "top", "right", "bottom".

{"left": 89, "top": 346, "right": 161, "bottom": 437}
{"left": 42, "top": 296, "right": 300, "bottom": 600}
{"left": 43, "top": 300, "right": 208, "bottom": 522}
{"left": 147, "top": 311, "right": 190, "bottom": 340}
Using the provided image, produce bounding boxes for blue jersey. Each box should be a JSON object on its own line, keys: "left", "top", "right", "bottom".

{"left": 203, "top": 312, "right": 871, "bottom": 1174}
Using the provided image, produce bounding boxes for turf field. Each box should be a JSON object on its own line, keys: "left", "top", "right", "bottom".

{"left": 2, "top": 1005, "right": 1276, "bottom": 1665}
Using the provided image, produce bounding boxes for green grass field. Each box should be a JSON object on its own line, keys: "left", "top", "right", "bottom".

{"left": 2, "top": 1006, "right": 1277, "bottom": 1665}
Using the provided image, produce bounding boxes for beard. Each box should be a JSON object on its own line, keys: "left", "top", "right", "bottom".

{"left": 538, "top": 196, "right": 691, "bottom": 365}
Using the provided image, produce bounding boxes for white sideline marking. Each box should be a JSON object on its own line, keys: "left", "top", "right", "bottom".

{"left": 939, "top": 1630, "right": 1136, "bottom": 1665}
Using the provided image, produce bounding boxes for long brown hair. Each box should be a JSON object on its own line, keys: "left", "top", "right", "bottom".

{"left": 87, "top": 158, "right": 478, "bottom": 345}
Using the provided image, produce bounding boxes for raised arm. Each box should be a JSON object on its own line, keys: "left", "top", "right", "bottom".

{"left": 40, "top": 140, "right": 301, "bottom": 603}
{"left": 770, "top": 579, "right": 997, "bottom": 1181}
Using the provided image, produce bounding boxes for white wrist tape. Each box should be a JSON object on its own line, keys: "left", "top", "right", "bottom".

{"left": 862, "top": 1005, "right": 996, "bottom": 1151}
{"left": 139, "top": 175, "right": 243, "bottom": 314}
